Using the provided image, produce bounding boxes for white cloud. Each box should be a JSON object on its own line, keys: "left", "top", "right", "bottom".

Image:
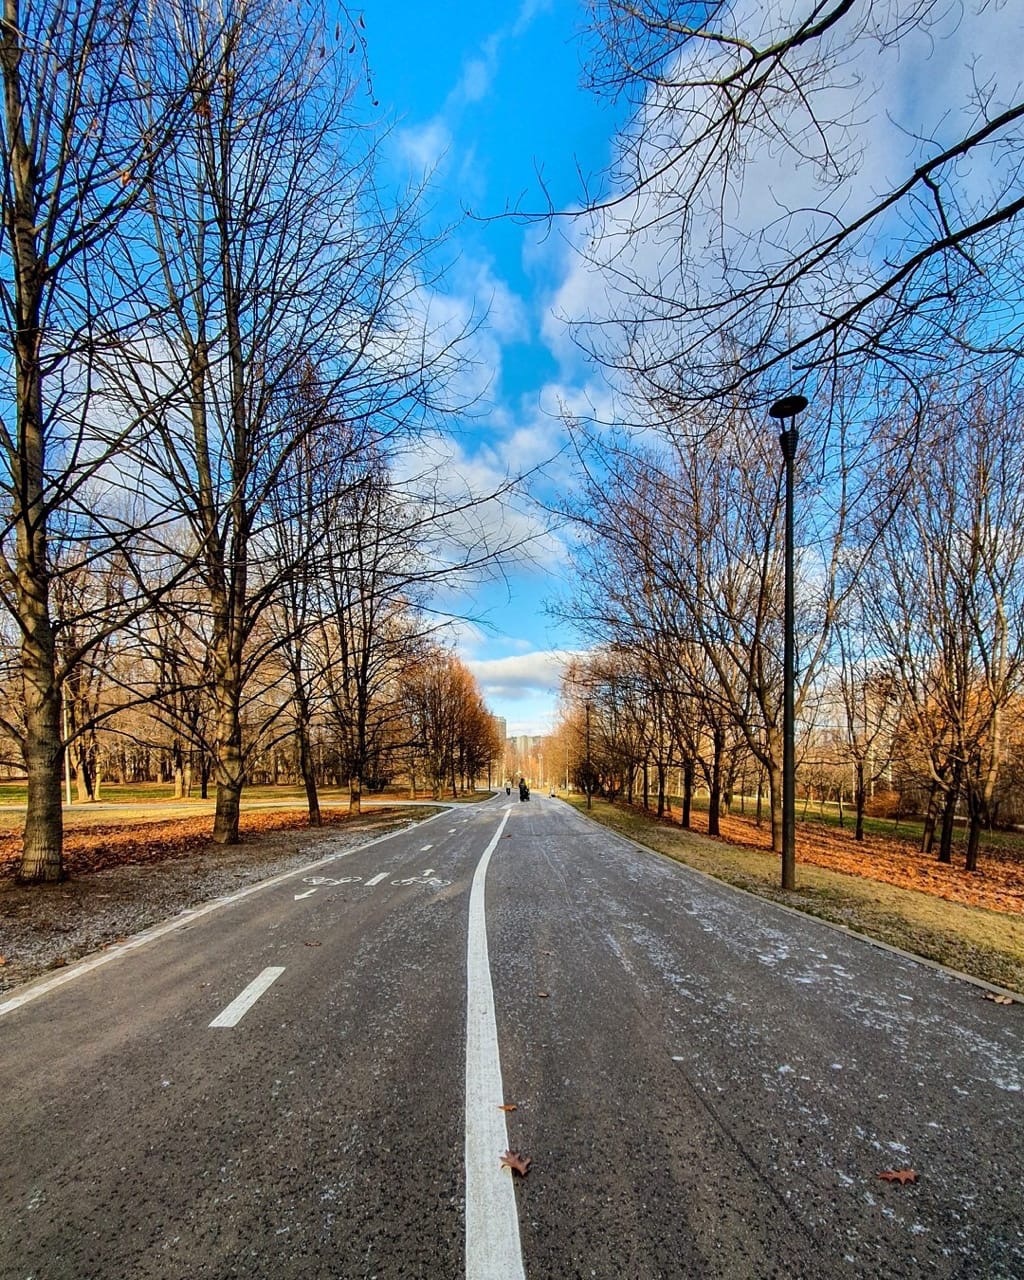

{"left": 394, "top": 118, "right": 452, "bottom": 175}
{"left": 455, "top": 55, "right": 494, "bottom": 105}
{"left": 465, "top": 648, "right": 573, "bottom": 700}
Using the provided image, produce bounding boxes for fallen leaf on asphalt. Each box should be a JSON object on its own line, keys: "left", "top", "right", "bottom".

{"left": 304, "top": 940, "right": 322, "bottom": 947}
{"left": 536, "top": 991, "right": 549, "bottom": 998}
{"left": 498, "top": 1103, "right": 517, "bottom": 1112}
{"left": 877, "top": 1169, "right": 918, "bottom": 1185}
{"left": 983, "top": 992, "right": 1016, "bottom": 1005}
{"left": 0, "top": 955, "right": 6, "bottom": 964}
{"left": 500, "top": 1150, "right": 531, "bottom": 1176}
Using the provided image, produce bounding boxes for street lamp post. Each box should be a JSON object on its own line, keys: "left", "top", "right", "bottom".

{"left": 769, "top": 393, "right": 808, "bottom": 891}
{"left": 585, "top": 697, "right": 592, "bottom": 809}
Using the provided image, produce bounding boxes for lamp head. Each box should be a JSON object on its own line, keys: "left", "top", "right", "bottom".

{"left": 769, "top": 394, "right": 808, "bottom": 420}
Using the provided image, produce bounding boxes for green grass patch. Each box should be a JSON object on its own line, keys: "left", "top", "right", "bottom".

{"left": 569, "top": 796, "right": 1024, "bottom": 994}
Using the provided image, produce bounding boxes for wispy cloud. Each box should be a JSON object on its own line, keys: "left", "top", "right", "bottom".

{"left": 395, "top": 119, "right": 452, "bottom": 174}
{"left": 465, "top": 649, "right": 573, "bottom": 702}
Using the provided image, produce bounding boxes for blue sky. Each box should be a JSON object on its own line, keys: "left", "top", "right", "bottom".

{"left": 356, "top": 0, "right": 1021, "bottom": 739}
{"left": 361, "top": 0, "right": 621, "bottom": 735}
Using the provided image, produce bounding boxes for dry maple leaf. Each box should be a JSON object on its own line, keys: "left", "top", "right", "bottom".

{"left": 877, "top": 1169, "right": 918, "bottom": 1185}
{"left": 500, "top": 1150, "right": 531, "bottom": 1177}
{"left": 304, "top": 940, "right": 322, "bottom": 948}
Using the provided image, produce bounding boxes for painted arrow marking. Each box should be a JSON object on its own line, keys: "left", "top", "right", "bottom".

{"left": 294, "top": 888, "right": 318, "bottom": 900}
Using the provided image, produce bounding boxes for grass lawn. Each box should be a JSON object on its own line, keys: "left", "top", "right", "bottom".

{"left": 569, "top": 796, "right": 1024, "bottom": 996}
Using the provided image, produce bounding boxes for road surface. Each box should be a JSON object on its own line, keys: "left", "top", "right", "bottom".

{"left": 2, "top": 795, "right": 1021, "bottom": 1278}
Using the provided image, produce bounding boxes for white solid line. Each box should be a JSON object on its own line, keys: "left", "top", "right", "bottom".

{"left": 465, "top": 808, "right": 525, "bottom": 1280}
{"left": 209, "top": 967, "right": 285, "bottom": 1028}
{"left": 364, "top": 871, "right": 389, "bottom": 887}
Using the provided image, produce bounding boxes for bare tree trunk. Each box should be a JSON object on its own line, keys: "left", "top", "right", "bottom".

{"left": 767, "top": 759, "right": 783, "bottom": 855}
{"left": 19, "top": 684, "right": 63, "bottom": 883}
{"left": 297, "top": 726, "right": 321, "bottom": 826}
{"left": 964, "top": 787, "right": 982, "bottom": 873}
{"left": 920, "top": 781, "right": 939, "bottom": 854}
{"left": 75, "top": 748, "right": 90, "bottom": 803}
{"left": 349, "top": 772, "right": 362, "bottom": 815}
{"left": 938, "top": 769, "right": 960, "bottom": 864}
{"left": 4, "top": 6, "right": 62, "bottom": 881}
{"left": 707, "top": 730, "right": 723, "bottom": 837}
{"left": 212, "top": 653, "right": 244, "bottom": 843}
{"left": 173, "top": 741, "right": 185, "bottom": 799}
{"left": 854, "top": 759, "right": 866, "bottom": 841}
{"left": 681, "top": 758, "right": 693, "bottom": 829}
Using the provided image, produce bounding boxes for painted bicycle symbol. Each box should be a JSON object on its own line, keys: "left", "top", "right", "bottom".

{"left": 391, "top": 874, "right": 451, "bottom": 888}
{"left": 301, "top": 875, "right": 363, "bottom": 887}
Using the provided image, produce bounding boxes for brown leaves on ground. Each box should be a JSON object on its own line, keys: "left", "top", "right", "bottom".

{"left": 700, "top": 811, "right": 1024, "bottom": 917}
{"left": 983, "top": 992, "right": 1016, "bottom": 1005}
{"left": 0, "top": 809, "right": 364, "bottom": 883}
{"left": 877, "top": 1169, "right": 918, "bottom": 1185}
{"left": 500, "top": 1150, "right": 531, "bottom": 1176}
{"left": 497, "top": 1103, "right": 518, "bottom": 1112}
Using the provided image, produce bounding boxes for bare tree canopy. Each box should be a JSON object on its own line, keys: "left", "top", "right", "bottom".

{"left": 571, "top": 0, "right": 1024, "bottom": 407}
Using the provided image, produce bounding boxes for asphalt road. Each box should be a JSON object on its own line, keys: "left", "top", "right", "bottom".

{"left": 1, "top": 795, "right": 1021, "bottom": 1278}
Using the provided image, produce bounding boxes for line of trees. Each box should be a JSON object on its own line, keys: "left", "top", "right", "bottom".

{"left": 0, "top": 0, "right": 510, "bottom": 882}
{"left": 545, "top": 2, "right": 1024, "bottom": 883}
{"left": 553, "top": 372, "right": 1024, "bottom": 876}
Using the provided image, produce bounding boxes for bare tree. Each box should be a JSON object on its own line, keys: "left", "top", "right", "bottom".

{"left": 114, "top": 0, "right": 473, "bottom": 844}
{"left": 861, "top": 375, "right": 1024, "bottom": 869}
{"left": 574, "top": 1, "right": 1024, "bottom": 407}
{"left": 318, "top": 465, "right": 431, "bottom": 815}
{"left": 403, "top": 648, "right": 497, "bottom": 800}
{"left": 0, "top": 0, "right": 206, "bottom": 879}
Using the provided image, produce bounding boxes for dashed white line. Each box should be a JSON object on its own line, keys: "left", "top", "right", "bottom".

{"left": 465, "top": 807, "right": 524, "bottom": 1280}
{"left": 365, "top": 871, "right": 389, "bottom": 887}
{"left": 209, "top": 967, "right": 285, "bottom": 1028}
{"left": 421, "top": 844, "right": 434, "bottom": 851}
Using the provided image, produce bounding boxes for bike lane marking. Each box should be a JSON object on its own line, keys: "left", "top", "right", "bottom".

{"left": 0, "top": 809, "right": 455, "bottom": 1020}
{"left": 464, "top": 806, "right": 525, "bottom": 1280}
{"left": 208, "top": 967, "right": 285, "bottom": 1028}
